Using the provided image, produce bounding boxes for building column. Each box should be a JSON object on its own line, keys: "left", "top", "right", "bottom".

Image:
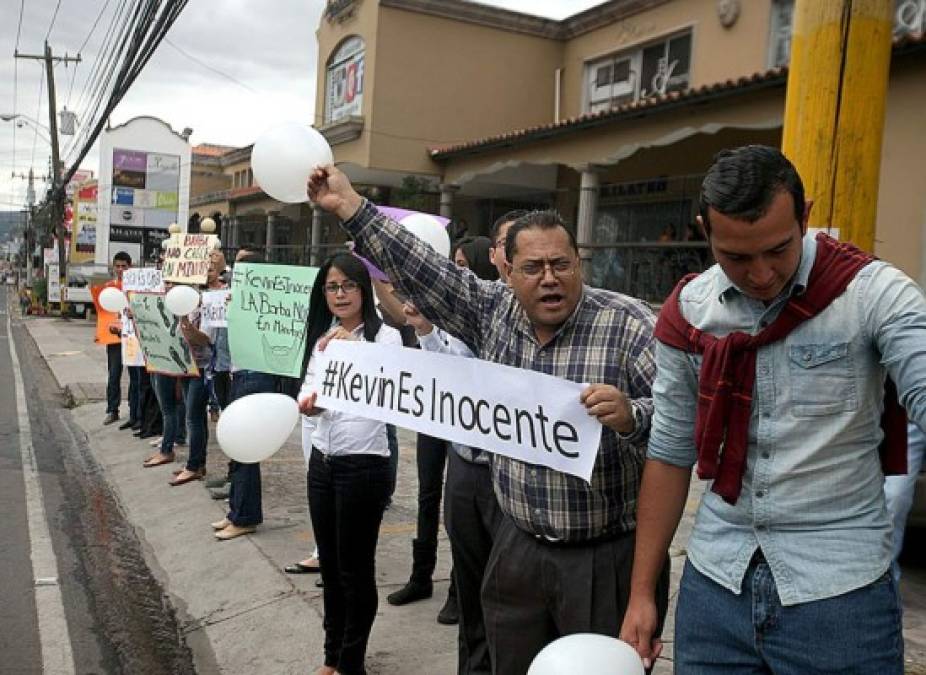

{"left": 311, "top": 205, "right": 323, "bottom": 266}
{"left": 576, "top": 165, "right": 600, "bottom": 281}
{"left": 439, "top": 183, "right": 460, "bottom": 220}
{"left": 266, "top": 211, "right": 277, "bottom": 262}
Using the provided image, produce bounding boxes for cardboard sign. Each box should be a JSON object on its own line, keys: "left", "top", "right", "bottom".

{"left": 314, "top": 341, "right": 604, "bottom": 482}
{"left": 201, "top": 289, "right": 230, "bottom": 329}
{"left": 122, "top": 267, "right": 164, "bottom": 293}
{"left": 162, "top": 234, "right": 218, "bottom": 284}
{"left": 128, "top": 292, "right": 199, "bottom": 376}
{"left": 227, "top": 263, "right": 318, "bottom": 377}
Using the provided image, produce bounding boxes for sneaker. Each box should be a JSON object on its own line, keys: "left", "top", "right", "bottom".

{"left": 209, "top": 484, "right": 231, "bottom": 500}
{"left": 103, "top": 413, "right": 119, "bottom": 425}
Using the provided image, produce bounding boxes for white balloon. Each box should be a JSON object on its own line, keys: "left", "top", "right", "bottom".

{"left": 164, "top": 284, "right": 200, "bottom": 316}
{"left": 217, "top": 393, "right": 300, "bottom": 463}
{"left": 98, "top": 287, "right": 127, "bottom": 313}
{"left": 527, "top": 634, "right": 644, "bottom": 675}
{"left": 251, "top": 123, "right": 334, "bottom": 203}
{"left": 400, "top": 213, "right": 451, "bottom": 257}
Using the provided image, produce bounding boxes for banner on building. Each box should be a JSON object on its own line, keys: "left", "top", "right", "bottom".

{"left": 314, "top": 341, "right": 603, "bottom": 482}
{"left": 162, "top": 233, "right": 218, "bottom": 284}
{"left": 227, "top": 263, "right": 318, "bottom": 377}
{"left": 128, "top": 292, "right": 199, "bottom": 376}
{"left": 71, "top": 182, "right": 98, "bottom": 264}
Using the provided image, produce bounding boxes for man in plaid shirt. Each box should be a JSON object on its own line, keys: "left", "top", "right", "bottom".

{"left": 309, "top": 166, "right": 669, "bottom": 674}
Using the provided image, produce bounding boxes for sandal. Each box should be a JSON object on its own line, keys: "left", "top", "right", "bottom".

{"left": 169, "top": 468, "right": 206, "bottom": 486}
{"left": 284, "top": 558, "right": 321, "bottom": 574}
{"left": 143, "top": 453, "right": 175, "bottom": 468}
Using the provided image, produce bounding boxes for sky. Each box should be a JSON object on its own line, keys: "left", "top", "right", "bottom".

{"left": 0, "top": 0, "right": 606, "bottom": 212}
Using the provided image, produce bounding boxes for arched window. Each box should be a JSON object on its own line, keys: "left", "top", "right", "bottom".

{"left": 325, "top": 36, "right": 365, "bottom": 123}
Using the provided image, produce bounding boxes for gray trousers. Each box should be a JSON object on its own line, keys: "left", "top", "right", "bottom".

{"left": 481, "top": 515, "right": 670, "bottom": 675}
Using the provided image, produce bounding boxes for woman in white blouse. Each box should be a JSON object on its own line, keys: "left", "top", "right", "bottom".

{"left": 297, "top": 253, "right": 401, "bottom": 675}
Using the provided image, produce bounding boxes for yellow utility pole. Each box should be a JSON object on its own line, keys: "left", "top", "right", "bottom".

{"left": 781, "top": 0, "right": 894, "bottom": 252}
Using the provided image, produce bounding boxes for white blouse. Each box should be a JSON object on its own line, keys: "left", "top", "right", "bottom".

{"left": 299, "top": 322, "right": 402, "bottom": 457}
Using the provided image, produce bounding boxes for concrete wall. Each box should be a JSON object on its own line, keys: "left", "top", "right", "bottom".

{"left": 875, "top": 53, "right": 926, "bottom": 284}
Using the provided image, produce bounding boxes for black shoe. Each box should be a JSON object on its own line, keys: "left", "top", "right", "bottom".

{"left": 387, "top": 580, "right": 433, "bottom": 606}
{"left": 118, "top": 420, "right": 136, "bottom": 430}
{"left": 437, "top": 590, "right": 459, "bottom": 625}
{"left": 315, "top": 577, "right": 324, "bottom": 588}
{"left": 138, "top": 431, "right": 158, "bottom": 439}
{"left": 131, "top": 423, "right": 142, "bottom": 431}
{"left": 103, "top": 413, "right": 119, "bottom": 425}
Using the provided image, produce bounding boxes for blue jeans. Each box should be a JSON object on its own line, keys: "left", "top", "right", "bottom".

{"left": 153, "top": 375, "right": 183, "bottom": 454}
{"left": 181, "top": 373, "right": 209, "bottom": 471}
{"left": 226, "top": 370, "right": 278, "bottom": 526}
{"left": 675, "top": 557, "right": 903, "bottom": 674}
{"left": 106, "top": 343, "right": 122, "bottom": 414}
{"left": 884, "top": 421, "right": 926, "bottom": 583}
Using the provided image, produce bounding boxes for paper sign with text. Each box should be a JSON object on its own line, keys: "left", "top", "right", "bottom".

{"left": 128, "top": 292, "right": 199, "bottom": 376}
{"left": 227, "top": 263, "right": 318, "bottom": 377}
{"left": 162, "top": 234, "right": 218, "bottom": 284}
{"left": 201, "top": 290, "right": 230, "bottom": 329}
{"left": 314, "top": 341, "right": 603, "bottom": 482}
{"left": 122, "top": 267, "right": 164, "bottom": 293}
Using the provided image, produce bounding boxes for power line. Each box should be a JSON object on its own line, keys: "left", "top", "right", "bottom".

{"left": 15, "top": 0, "right": 25, "bottom": 48}
{"left": 45, "top": 0, "right": 64, "bottom": 42}
{"left": 164, "top": 37, "right": 259, "bottom": 93}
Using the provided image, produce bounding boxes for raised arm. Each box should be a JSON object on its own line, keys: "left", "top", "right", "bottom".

{"left": 309, "top": 166, "right": 495, "bottom": 351}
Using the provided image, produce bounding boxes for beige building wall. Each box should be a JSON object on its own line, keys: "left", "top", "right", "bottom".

{"left": 559, "top": 0, "right": 775, "bottom": 120}
{"left": 315, "top": 0, "right": 382, "bottom": 168}
{"left": 875, "top": 54, "right": 926, "bottom": 284}
{"left": 369, "top": 6, "right": 562, "bottom": 175}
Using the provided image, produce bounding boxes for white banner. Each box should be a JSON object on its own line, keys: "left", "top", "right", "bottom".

{"left": 314, "top": 341, "right": 603, "bottom": 482}
{"left": 47, "top": 263, "right": 61, "bottom": 302}
{"left": 122, "top": 267, "right": 164, "bottom": 293}
{"left": 201, "top": 289, "right": 230, "bottom": 329}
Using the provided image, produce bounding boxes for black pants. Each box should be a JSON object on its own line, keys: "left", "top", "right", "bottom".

{"left": 105, "top": 343, "right": 122, "bottom": 414}
{"left": 482, "top": 516, "right": 670, "bottom": 675}
{"left": 416, "top": 433, "right": 448, "bottom": 546}
{"left": 211, "top": 370, "right": 232, "bottom": 411}
{"left": 444, "top": 451, "right": 501, "bottom": 675}
{"left": 309, "top": 448, "right": 390, "bottom": 675}
{"left": 138, "top": 370, "right": 162, "bottom": 435}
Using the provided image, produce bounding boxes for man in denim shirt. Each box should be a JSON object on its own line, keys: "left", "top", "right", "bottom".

{"left": 621, "top": 145, "right": 926, "bottom": 673}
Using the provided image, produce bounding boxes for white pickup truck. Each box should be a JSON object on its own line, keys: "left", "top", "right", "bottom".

{"left": 65, "top": 274, "right": 95, "bottom": 319}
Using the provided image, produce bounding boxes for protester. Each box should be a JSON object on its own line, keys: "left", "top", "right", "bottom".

{"left": 209, "top": 248, "right": 276, "bottom": 539}
{"left": 101, "top": 251, "right": 131, "bottom": 425}
{"left": 488, "top": 210, "right": 527, "bottom": 283}
{"left": 308, "top": 167, "right": 669, "bottom": 674}
{"left": 885, "top": 422, "right": 926, "bottom": 584}
{"left": 118, "top": 294, "right": 145, "bottom": 432}
{"left": 205, "top": 250, "right": 232, "bottom": 422}
{"left": 298, "top": 253, "right": 402, "bottom": 675}
{"left": 403, "top": 235, "right": 500, "bottom": 673}
{"left": 620, "top": 145, "right": 926, "bottom": 673}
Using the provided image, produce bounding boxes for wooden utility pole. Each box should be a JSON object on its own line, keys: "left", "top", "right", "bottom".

{"left": 16, "top": 43, "right": 81, "bottom": 315}
{"left": 781, "top": 0, "right": 893, "bottom": 252}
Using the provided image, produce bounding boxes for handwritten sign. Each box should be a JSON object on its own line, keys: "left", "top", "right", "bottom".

{"left": 201, "top": 289, "right": 230, "bottom": 329}
{"left": 162, "top": 234, "right": 218, "bottom": 284}
{"left": 122, "top": 267, "right": 164, "bottom": 293}
{"left": 314, "top": 341, "right": 604, "bottom": 482}
{"left": 227, "top": 263, "right": 318, "bottom": 377}
{"left": 128, "top": 292, "right": 199, "bottom": 376}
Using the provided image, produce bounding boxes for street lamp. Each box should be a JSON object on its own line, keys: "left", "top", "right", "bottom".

{"left": 1, "top": 112, "right": 53, "bottom": 146}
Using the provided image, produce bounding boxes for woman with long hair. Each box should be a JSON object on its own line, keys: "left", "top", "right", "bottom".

{"left": 298, "top": 253, "right": 402, "bottom": 675}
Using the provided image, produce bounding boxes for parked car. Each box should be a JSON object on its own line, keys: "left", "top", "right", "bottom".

{"left": 66, "top": 274, "right": 94, "bottom": 319}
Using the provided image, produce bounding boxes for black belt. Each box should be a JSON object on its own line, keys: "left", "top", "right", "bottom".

{"left": 528, "top": 528, "right": 632, "bottom": 548}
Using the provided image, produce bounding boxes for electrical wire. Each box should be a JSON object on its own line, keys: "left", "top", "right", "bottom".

{"left": 45, "top": 0, "right": 64, "bottom": 42}
{"left": 164, "top": 37, "right": 259, "bottom": 93}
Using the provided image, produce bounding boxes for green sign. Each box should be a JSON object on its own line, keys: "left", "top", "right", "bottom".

{"left": 227, "top": 263, "right": 319, "bottom": 377}
{"left": 128, "top": 292, "right": 199, "bottom": 376}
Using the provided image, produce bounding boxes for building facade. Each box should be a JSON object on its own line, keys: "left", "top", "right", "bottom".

{"left": 315, "top": 0, "right": 926, "bottom": 301}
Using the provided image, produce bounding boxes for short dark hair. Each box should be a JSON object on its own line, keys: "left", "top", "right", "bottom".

{"left": 505, "top": 210, "right": 578, "bottom": 262}
{"left": 490, "top": 209, "right": 529, "bottom": 241}
{"left": 113, "top": 251, "right": 132, "bottom": 265}
{"left": 451, "top": 236, "right": 499, "bottom": 282}
{"left": 699, "top": 145, "right": 805, "bottom": 235}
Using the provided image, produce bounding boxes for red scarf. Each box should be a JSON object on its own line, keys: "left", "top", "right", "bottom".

{"left": 654, "top": 233, "right": 907, "bottom": 504}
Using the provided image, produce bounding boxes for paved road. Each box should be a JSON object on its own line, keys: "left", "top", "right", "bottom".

{"left": 0, "top": 289, "right": 194, "bottom": 674}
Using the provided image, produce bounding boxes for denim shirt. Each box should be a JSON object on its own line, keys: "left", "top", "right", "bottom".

{"left": 648, "top": 234, "right": 926, "bottom": 605}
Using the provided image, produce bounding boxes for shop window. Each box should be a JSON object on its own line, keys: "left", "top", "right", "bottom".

{"left": 325, "top": 36, "right": 365, "bottom": 124}
{"left": 585, "top": 31, "right": 691, "bottom": 114}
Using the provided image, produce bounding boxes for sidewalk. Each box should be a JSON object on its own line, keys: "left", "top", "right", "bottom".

{"left": 20, "top": 313, "right": 926, "bottom": 674}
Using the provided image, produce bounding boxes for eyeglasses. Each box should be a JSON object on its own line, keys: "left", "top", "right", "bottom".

{"left": 323, "top": 281, "right": 360, "bottom": 295}
{"left": 513, "top": 259, "right": 578, "bottom": 280}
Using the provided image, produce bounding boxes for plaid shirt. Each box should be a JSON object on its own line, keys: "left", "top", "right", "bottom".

{"left": 344, "top": 200, "right": 656, "bottom": 541}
